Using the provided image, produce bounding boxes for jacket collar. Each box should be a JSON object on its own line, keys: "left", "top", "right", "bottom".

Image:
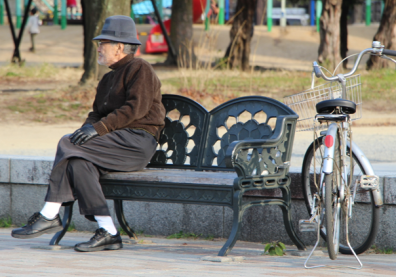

{"left": 109, "top": 53, "right": 135, "bottom": 70}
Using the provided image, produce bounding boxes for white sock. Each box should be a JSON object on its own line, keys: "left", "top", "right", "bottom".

{"left": 40, "top": 202, "right": 62, "bottom": 220}
{"left": 94, "top": 216, "right": 118, "bottom": 235}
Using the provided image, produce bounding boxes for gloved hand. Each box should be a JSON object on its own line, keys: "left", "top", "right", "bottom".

{"left": 69, "top": 124, "right": 99, "bottom": 145}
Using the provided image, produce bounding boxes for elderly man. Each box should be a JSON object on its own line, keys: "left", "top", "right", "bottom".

{"left": 11, "top": 15, "right": 165, "bottom": 252}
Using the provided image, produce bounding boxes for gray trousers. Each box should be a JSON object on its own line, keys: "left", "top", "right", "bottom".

{"left": 30, "top": 33, "right": 37, "bottom": 50}
{"left": 45, "top": 129, "right": 157, "bottom": 217}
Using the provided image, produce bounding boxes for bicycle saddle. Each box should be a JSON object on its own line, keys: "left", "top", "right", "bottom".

{"left": 316, "top": 99, "right": 356, "bottom": 114}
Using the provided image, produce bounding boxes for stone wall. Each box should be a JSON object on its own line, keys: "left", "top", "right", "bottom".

{"left": 1, "top": 155, "right": 396, "bottom": 250}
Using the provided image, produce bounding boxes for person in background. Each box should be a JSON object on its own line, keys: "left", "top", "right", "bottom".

{"left": 27, "top": 8, "right": 41, "bottom": 52}
{"left": 67, "top": 0, "right": 77, "bottom": 19}
{"left": 209, "top": 0, "right": 219, "bottom": 23}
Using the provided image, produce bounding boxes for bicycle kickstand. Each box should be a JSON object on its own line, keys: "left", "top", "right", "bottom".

{"left": 302, "top": 209, "right": 363, "bottom": 269}
{"left": 303, "top": 213, "right": 325, "bottom": 269}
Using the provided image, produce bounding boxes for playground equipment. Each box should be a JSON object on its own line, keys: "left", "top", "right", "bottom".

{"left": 145, "top": 19, "right": 170, "bottom": 54}
{"left": 192, "top": 0, "right": 206, "bottom": 23}
{"left": 145, "top": 0, "right": 207, "bottom": 54}
{"left": 3, "top": 0, "right": 34, "bottom": 63}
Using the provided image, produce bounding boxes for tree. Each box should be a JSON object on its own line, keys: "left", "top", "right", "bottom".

{"left": 224, "top": 0, "right": 258, "bottom": 71}
{"left": 340, "top": 0, "right": 364, "bottom": 69}
{"left": 255, "top": 0, "right": 266, "bottom": 26}
{"left": 340, "top": 1, "right": 349, "bottom": 69}
{"left": 165, "top": 0, "right": 193, "bottom": 66}
{"left": 318, "top": 0, "right": 343, "bottom": 71}
{"left": 367, "top": 0, "right": 396, "bottom": 69}
{"left": 80, "top": 0, "right": 130, "bottom": 84}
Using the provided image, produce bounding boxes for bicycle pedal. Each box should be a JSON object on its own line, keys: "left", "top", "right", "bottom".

{"left": 299, "top": 220, "right": 318, "bottom": 232}
{"left": 359, "top": 175, "right": 379, "bottom": 190}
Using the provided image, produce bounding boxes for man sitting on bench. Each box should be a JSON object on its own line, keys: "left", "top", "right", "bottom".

{"left": 11, "top": 15, "right": 165, "bottom": 252}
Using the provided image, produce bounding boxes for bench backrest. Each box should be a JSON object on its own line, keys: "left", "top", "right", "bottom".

{"left": 149, "top": 94, "right": 297, "bottom": 173}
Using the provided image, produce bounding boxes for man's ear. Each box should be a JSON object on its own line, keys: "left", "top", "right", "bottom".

{"left": 118, "top": 43, "right": 124, "bottom": 54}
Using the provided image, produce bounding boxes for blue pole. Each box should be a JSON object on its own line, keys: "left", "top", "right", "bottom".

{"left": 310, "top": 0, "right": 315, "bottom": 26}
{"left": 225, "top": 0, "right": 229, "bottom": 21}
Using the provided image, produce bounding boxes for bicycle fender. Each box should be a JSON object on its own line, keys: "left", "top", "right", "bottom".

{"left": 322, "top": 123, "right": 338, "bottom": 174}
{"left": 348, "top": 141, "right": 384, "bottom": 207}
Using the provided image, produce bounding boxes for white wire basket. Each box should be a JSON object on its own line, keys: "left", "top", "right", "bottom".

{"left": 283, "top": 75, "right": 362, "bottom": 132}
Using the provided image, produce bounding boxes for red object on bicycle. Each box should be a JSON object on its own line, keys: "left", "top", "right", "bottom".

{"left": 324, "top": 135, "right": 334, "bottom": 147}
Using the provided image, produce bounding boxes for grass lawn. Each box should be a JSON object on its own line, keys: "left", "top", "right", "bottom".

{"left": 1, "top": 63, "right": 395, "bottom": 123}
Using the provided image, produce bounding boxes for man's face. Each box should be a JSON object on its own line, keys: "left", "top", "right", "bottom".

{"left": 97, "top": 40, "right": 120, "bottom": 66}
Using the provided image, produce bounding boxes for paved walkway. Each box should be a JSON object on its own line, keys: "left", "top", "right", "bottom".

{"left": 0, "top": 228, "right": 395, "bottom": 276}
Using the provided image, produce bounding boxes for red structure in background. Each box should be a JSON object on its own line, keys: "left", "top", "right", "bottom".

{"left": 193, "top": 0, "right": 207, "bottom": 22}
{"left": 145, "top": 0, "right": 207, "bottom": 54}
{"left": 136, "top": 33, "right": 141, "bottom": 56}
{"left": 145, "top": 19, "right": 171, "bottom": 54}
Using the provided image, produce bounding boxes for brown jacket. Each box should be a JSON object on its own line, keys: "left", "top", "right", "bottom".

{"left": 83, "top": 54, "right": 165, "bottom": 141}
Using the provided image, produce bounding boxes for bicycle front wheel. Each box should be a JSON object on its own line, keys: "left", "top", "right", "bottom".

{"left": 301, "top": 136, "right": 380, "bottom": 255}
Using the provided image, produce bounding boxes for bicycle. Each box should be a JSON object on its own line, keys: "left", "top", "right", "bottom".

{"left": 283, "top": 41, "right": 396, "bottom": 269}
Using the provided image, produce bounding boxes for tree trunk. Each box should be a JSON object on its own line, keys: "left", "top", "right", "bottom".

{"left": 165, "top": 0, "right": 193, "bottom": 66}
{"left": 80, "top": 0, "right": 130, "bottom": 84}
{"left": 340, "top": 1, "right": 349, "bottom": 69}
{"left": 353, "top": 3, "right": 363, "bottom": 24}
{"left": 318, "top": 0, "right": 343, "bottom": 72}
{"left": 255, "top": 0, "right": 266, "bottom": 25}
{"left": 224, "top": 0, "right": 257, "bottom": 71}
{"left": 367, "top": 0, "right": 396, "bottom": 69}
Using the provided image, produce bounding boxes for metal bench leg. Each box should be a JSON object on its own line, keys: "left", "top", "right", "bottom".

{"left": 218, "top": 191, "right": 244, "bottom": 256}
{"left": 114, "top": 199, "right": 138, "bottom": 240}
{"left": 280, "top": 187, "right": 306, "bottom": 250}
{"left": 49, "top": 201, "right": 74, "bottom": 245}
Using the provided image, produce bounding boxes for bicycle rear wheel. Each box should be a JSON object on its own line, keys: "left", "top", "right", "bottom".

{"left": 301, "top": 136, "right": 380, "bottom": 255}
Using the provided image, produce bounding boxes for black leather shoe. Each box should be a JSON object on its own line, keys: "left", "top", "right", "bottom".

{"left": 11, "top": 212, "right": 63, "bottom": 239}
{"left": 74, "top": 228, "right": 123, "bottom": 252}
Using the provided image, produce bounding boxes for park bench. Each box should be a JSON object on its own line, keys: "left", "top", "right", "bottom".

{"left": 50, "top": 94, "right": 306, "bottom": 256}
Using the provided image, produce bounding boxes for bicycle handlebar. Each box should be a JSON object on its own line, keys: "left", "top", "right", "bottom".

{"left": 313, "top": 41, "right": 396, "bottom": 82}
{"left": 382, "top": 49, "right": 396, "bottom": 57}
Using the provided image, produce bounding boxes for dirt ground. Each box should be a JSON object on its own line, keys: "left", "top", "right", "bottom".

{"left": 0, "top": 23, "right": 395, "bottom": 168}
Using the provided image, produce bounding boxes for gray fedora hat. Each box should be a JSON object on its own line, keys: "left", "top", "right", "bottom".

{"left": 93, "top": 15, "right": 141, "bottom": 45}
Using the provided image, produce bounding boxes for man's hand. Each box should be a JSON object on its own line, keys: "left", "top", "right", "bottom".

{"left": 70, "top": 124, "right": 99, "bottom": 145}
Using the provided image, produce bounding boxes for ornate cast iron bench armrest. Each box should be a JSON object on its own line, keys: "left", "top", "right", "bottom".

{"left": 224, "top": 115, "right": 298, "bottom": 179}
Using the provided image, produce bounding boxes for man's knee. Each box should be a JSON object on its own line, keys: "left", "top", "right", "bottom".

{"left": 67, "top": 158, "right": 87, "bottom": 169}
{"left": 67, "top": 158, "right": 98, "bottom": 176}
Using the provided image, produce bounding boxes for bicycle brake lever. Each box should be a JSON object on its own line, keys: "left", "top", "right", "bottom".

{"left": 313, "top": 61, "right": 323, "bottom": 78}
